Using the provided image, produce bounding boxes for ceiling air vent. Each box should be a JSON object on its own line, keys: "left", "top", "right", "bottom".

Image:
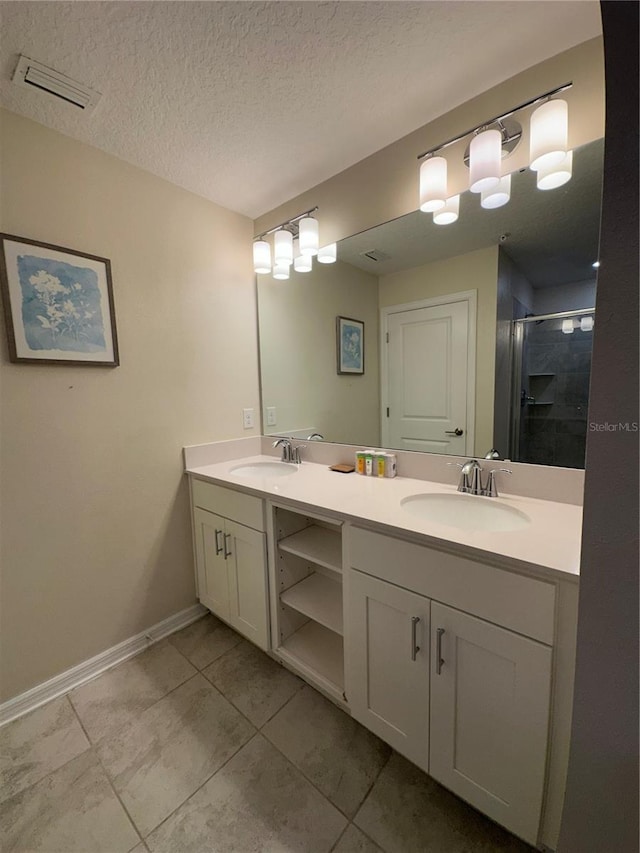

{"left": 361, "top": 249, "right": 391, "bottom": 263}
{"left": 12, "top": 55, "right": 101, "bottom": 113}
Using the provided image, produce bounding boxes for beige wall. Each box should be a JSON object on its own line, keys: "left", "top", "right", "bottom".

{"left": 0, "top": 111, "right": 259, "bottom": 701}
{"left": 255, "top": 38, "right": 605, "bottom": 245}
{"left": 258, "top": 259, "right": 379, "bottom": 446}
{"left": 379, "top": 246, "right": 499, "bottom": 455}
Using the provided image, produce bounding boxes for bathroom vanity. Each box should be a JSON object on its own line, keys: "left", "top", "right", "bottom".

{"left": 185, "top": 448, "right": 581, "bottom": 851}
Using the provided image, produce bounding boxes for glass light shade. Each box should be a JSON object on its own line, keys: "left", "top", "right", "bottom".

{"left": 317, "top": 243, "right": 337, "bottom": 264}
{"left": 274, "top": 229, "right": 293, "bottom": 265}
{"left": 433, "top": 195, "right": 460, "bottom": 225}
{"left": 293, "top": 239, "right": 312, "bottom": 272}
{"left": 592, "top": 260, "right": 600, "bottom": 269}
{"left": 536, "top": 150, "right": 573, "bottom": 190}
{"left": 481, "top": 174, "right": 511, "bottom": 209}
{"left": 530, "top": 99, "right": 568, "bottom": 171}
{"left": 419, "top": 156, "right": 447, "bottom": 212}
{"left": 580, "top": 315, "right": 594, "bottom": 332}
{"left": 272, "top": 262, "right": 290, "bottom": 280}
{"left": 252, "top": 240, "right": 271, "bottom": 274}
{"left": 469, "top": 129, "right": 501, "bottom": 193}
{"left": 562, "top": 318, "right": 575, "bottom": 334}
{"left": 298, "top": 217, "right": 319, "bottom": 256}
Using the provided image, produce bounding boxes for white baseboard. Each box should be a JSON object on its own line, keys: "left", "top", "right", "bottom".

{"left": 0, "top": 603, "right": 207, "bottom": 727}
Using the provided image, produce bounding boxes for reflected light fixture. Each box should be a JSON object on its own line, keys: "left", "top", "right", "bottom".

{"left": 562, "top": 318, "right": 575, "bottom": 334}
{"left": 580, "top": 315, "right": 594, "bottom": 332}
{"left": 252, "top": 239, "right": 271, "bottom": 274}
{"left": 272, "top": 261, "right": 290, "bottom": 280}
{"left": 592, "top": 260, "right": 601, "bottom": 269}
{"left": 469, "top": 129, "right": 501, "bottom": 193}
{"left": 481, "top": 174, "right": 511, "bottom": 209}
{"left": 433, "top": 195, "right": 460, "bottom": 225}
{"left": 536, "top": 150, "right": 573, "bottom": 190}
{"left": 530, "top": 98, "right": 569, "bottom": 172}
{"left": 419, "top": 156, "right": 447, "bottom": 212}
{"left": 317, "top": 243, "right": 337, "bottom": 264}
{"left": 274, "top": 229, "right": 293, "bottom": 266}
{"left": 293, "top": 238, "right": 312, "bottom": 272}
{"left": 298, "top": 216, "right": 319, "bottom": 256}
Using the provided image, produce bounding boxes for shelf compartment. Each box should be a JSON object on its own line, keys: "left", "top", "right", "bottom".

{"left": 280, "top": 621, "right": 344, "bottom": 692}
{"left": 278, "top": 525, "right": 342, "bottom": 573}
{"left": 280, "top": 573, "right": 343, "bottom": 635}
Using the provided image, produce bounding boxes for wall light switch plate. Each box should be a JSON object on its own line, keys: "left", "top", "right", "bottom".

{"left": 242, "top": 408, "right": 254, "bottom": 429}
{"left": 266, "top": 407, "right": 277, "bottom": 426}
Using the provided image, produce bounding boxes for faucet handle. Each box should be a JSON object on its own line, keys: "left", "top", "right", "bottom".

{"left": 484, "top": 468, "right": 512, "bottom": 498}
{"left": 292, "top": 444, "right": 306, "bottom": 464}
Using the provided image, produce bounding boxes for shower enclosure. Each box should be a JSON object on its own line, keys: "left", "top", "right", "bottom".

{"left": 510, "top": 308, "right": 595, "bottom": 468}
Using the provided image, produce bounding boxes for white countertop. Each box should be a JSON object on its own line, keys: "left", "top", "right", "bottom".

{"left": 186, "top": 455, "right": 582, "bottom": 582}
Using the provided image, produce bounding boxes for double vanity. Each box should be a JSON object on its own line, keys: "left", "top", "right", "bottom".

{"left": 185, "top": 442, "right": 581, "bottom": 851}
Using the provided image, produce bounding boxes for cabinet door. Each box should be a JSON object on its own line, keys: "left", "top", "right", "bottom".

{"left": 430, "top": 602, "right": 552, "bottom": 846}
{"left": 193, "top": 508, "right": 230, "bottom": 620}
{"left": 225, "top": 519, "right": 269, "bottom": 650}
{"left": 345, "top": 570, "right": 430, "bottom": 771}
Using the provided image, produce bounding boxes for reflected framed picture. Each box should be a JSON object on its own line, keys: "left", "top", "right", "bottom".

{"left": 337, "top": 315, "right": 364, "bottom": 375}
{"left": 0, "top": 233, "right": 119, "bottom": 366}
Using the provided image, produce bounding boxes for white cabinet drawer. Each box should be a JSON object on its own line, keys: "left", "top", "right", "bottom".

{"left": 191, "top": 478, "right": 265, "bottom": 531}
{"left": 350, "top": 527, "right": 555, "bottom": 645}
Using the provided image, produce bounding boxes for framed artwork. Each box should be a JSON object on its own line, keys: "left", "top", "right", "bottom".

{"left": 337, "top": 315, "right": 364, "bottom": 375}
{"left": 0, "top": 233, "right": 119, "bottom": 366}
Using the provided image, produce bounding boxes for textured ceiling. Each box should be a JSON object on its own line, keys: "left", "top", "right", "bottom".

{"left": 0, "top": 1, "right": 602, "bottom": 219}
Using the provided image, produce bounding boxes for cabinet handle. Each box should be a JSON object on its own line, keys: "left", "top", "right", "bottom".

{"left": 436, "top": 628, "right": 445, "bottom": 675}
{"left": 410, "top": 616, "right": 420, "bottom": 661}
{"left": 223, "top": 532, "right": 232, "bottom": 559}
{"left": 214, "top": 529, "right": 223, "bottom": 556}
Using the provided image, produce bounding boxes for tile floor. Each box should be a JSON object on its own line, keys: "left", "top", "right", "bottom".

{"left": 0, "top": 615, "right": 534, "bottom": 852}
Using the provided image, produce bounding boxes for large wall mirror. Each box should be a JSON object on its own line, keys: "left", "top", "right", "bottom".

{"left": 257, "top": 138, "right": 603, "bottom": 469}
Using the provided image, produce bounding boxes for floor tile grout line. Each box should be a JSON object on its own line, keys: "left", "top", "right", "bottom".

{"left": 256, "top": 678, "right": 305, "bottom": 730}
{"left": 328, "top": 822, "right": 351, "bottom": 853}
{"left": 140, "top": 728, "right": 260, "bottom": 843}
{"left": 67, "top": 695, "right": 145, "bottom": 847}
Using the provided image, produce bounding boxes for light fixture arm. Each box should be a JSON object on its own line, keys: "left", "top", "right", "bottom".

{"left": 416, "top": 81, "right": 572, "bottom": 161}
{"left": 254, "top": 206, "right": 319, "bottom": 241}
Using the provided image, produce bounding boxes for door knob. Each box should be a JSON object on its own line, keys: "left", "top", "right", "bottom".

{"left": 445, "top": 428, "right": 464, "bottom": 436}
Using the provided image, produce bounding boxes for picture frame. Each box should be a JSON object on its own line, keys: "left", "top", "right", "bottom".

{"left": 337, "top": 315, "right": 364, "bottom": 375}
{"left": 0, "top": 233, "right": 119, "bottom": 366}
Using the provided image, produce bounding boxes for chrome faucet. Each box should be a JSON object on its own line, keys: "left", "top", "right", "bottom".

{"left": 272, "top": 438, "right": 305, "bottom": 464}
{"left": 448, "top": 459, "right": 512, "bottom": 497}
{"left": 307, "top": 433, "right": 324, "bottom": 441}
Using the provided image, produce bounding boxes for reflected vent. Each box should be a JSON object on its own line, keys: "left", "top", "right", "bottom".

{"left": 12, "top": 55, "right": 101, "bottom": 112}
{"left": 361, "top": 249, "right": 391, "bottom": 263}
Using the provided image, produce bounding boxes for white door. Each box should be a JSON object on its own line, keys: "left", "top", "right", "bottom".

{"left": 345, "top": 570, "right": 430, "bottom": 772}
{"left": 225, "top": 519, "right": 269, "bottom": 650}
{"left": 193, "top": 508, "right": 230, "bottom": 620}
{"left": 383, "top": 297, "right": 473, "bottom": 454}
{"left": 430, "top": 602, "right": 552, "bottom": 846}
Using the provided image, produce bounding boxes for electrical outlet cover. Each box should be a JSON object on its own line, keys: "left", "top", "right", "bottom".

{"left": 266, "top": 407, "right": 277, "bottom": 426}
{"left": 242, "top": 408, "right": 254, "bottom": 429}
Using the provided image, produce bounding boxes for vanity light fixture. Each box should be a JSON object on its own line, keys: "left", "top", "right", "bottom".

{"left": 536, "top": 150, "right": 573, "bottom": 190}
{"left": 298, "top": 216, "right": 319, "bottom": 256}
{"left": 416, "top": 82, "right": 572, "bottom": 220}
{"left": 481, "top": 174, "right": 511, "bottom": 209}
{"left": 529, "top": 98, "right": 569, "bottom": 172}
{"left": 317, "top": 243, "right": 337, "bottom": 264}
{"left": 433, "top": 195, "right": 460, "bottom": 225}
{"left": 592, "top": 260, "right": 600, "bottom": 268}
{"left": 252, "top": 239, "right": 272, "bottom": 274}
{"left": 419, "top": 155, "right": 448, "bottom": 212}
{"left": 274, "top": 228, "right": 294, "bottom": 266}
{"left": 562, "top": 318, "right": 575, "bottom": 334}
{"left": 469, "top": 129, "right": 502, "bottom": 194}
{"left": 253, "top": 206, "right": 319, "bottom": 281}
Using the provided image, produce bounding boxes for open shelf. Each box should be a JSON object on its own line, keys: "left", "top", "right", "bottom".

{"left": 279, "top": 525, "right": 342, "bottom": 573}
{"left": 280, "top": 621, "right": 344, "bottom": 691}
{"left": 528, "top": 373, "right": 555, "bottom": 377}
{"left": 280, "top": 573, "right": 343, "bottom": 635}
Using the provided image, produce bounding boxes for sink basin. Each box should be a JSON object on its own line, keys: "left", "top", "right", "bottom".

{"left": 230, "top": 461, "right": 298, "bottom": 479}
{"left": 400, "top": 493, "right": 531, "bottom": 533}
